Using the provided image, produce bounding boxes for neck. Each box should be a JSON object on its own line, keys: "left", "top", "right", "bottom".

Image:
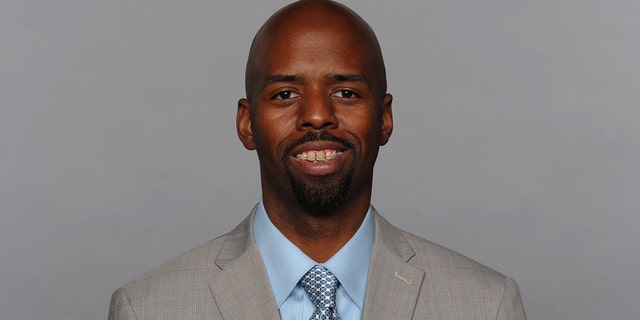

{"left": 262, "top": 195, "right": 370, "bottom": 263}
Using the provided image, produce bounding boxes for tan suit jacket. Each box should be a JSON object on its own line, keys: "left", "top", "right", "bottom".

{"left": 109, "top": 208, "right": 526, "bottom": 319}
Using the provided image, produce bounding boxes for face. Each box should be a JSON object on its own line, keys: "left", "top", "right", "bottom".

{"left": 237, "top": 20, "right": 393, "bottom": 215}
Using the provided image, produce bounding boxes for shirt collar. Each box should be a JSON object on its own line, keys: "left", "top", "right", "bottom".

{"left": 253, "top": 200, "right": 375, "bottom": 309}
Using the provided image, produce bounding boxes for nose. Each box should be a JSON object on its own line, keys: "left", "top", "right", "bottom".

{"left": 297, "top": 92, "right": 338, "bottom": 130}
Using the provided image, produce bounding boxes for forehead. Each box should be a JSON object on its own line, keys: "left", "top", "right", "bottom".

{"left": 256, "top": 21, "right": 377, "bottom": 84}
{"left": 266, "top": 28, "right": 368, "bottom": 71}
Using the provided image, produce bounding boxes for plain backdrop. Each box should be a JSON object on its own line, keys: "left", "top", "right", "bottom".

{"left": 1, "top": 0, "right": 639, "bottom": 319}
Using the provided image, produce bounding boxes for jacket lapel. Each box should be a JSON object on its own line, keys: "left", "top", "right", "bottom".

{"left": 207, "top": 207, "right": 429, "bottom": 319}
{"left": 362, "top": 211, "right": 425, "bottom": 320}
{"left": 208, "top": 209, "right": 280, "bottom": 320}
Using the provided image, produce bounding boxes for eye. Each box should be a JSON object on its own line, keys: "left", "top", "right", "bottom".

{"left": 273, "top": 91, "right": 300, "bottom": 100}
{"left": 332, "top": 90, "right": 358, "bottom": 98}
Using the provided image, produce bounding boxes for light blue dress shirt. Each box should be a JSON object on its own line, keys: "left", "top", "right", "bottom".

{"left": 253, "top": 201, "right": 375, "bottom": 320}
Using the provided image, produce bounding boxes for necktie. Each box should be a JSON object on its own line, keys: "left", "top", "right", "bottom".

{"left": 299, "top": 265, "right": 341, "bottom": 320}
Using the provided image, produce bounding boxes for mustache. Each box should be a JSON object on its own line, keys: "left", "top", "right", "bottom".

{"left": 282, "top": 131, "right": 355, "bottom": 161}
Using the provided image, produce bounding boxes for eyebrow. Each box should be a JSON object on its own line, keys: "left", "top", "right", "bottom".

{"left": 327, "top": 74, "right": 368, "bottom": 84}
{"left": 262, "top": 73, "right": 373, "bottom": 94}
{"left": 261, "top": 73, "right": 372, "bottom": 90}
{"left": 263, "top": 75, "right": 299, "bottom": 86}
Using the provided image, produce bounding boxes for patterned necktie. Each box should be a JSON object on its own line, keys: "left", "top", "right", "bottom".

{"left": 299, "top": 265, "right": 341, "bottom": 320}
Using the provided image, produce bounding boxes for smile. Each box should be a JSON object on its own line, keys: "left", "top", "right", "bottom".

{"left": 295, "top": 150, "right": 341, "bottom": 162}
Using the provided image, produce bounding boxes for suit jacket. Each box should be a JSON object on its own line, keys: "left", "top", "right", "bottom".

{"left": 109, "top": 207, "right": 526, "bottom": 319}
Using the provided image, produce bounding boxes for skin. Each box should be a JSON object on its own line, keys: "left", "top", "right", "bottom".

{"left": 236, "top": 0, "right": 393, "bottom": 262}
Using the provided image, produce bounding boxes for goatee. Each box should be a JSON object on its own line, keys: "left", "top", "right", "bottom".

{"left": 286, "top": 163, "right": 354, "bottom": 216}
{"left": 282, "top": 131, "right": 356, "bottom": 215}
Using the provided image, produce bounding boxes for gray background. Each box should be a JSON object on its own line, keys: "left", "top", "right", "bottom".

{"left": 1, "top": 0, "right": 638, "bottom": 319}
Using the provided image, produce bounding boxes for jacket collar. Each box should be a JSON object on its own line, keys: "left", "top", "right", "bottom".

{"left": 208, "top": 205, "right": 425, "bottom": 320}
{"left": 209, "top": 206, "right": 280, "bottom": 319}
{"left": 361, "top": 209, "right": 425, "bottom": 319}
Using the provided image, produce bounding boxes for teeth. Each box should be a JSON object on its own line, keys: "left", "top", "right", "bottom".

{"left": 296, "top": 150, "right": 339, "bottom": 162}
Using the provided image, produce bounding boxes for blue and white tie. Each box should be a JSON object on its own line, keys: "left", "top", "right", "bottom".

{"left": 299, "top": 265, "right": 341, "bottom": 320}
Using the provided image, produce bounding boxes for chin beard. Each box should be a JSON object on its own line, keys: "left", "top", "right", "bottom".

{"left": 285, "top": 164, "right": 354, "bottom": 216}
{"left": 279, "top": 131, "right": 357, "bottom": 216}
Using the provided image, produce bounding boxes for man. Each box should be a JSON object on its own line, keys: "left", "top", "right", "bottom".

{"left": 109, "top": 1, "right": 526, "bottom": 319}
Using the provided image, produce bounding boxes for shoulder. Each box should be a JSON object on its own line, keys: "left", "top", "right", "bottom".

{"left": 402, "top": 230, "right": 500, "bottom": 275}
{"left": 373, "top": 213, "right": 526, "bottom": 319}
{"left": 109, "top": 210, "right": 259, "bottom": 319}
{"left": 374, "top": 211, "right": 514, "bottom": 296}
{"left": 403, "top": 231, "right": 526, "bottom": 319}
{"left": 121, "top": 234, "right": 227, "bottom": 294}
{"left": 118, "top": 212, "right": 255, "bottom": 294}
{"left": 135, "top": 235, "right": 226, "bottom": 282}
{"left": 109, "top": 234, "right": 230, "bottom": 319}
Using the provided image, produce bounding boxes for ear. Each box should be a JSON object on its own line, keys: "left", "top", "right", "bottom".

{"left": 236, "top": 98, "right": 256, "bottom": 150}
{"left": 379, "top": 93, "right": 393, "bottom": 146}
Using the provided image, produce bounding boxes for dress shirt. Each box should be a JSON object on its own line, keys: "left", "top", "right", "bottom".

{"left": 253, "top": 201, "right": 375, "bottom": 320}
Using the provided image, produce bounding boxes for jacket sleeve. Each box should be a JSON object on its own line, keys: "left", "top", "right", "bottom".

{"left": 109, "top": 287, "right": 137, "bottom": 320}
{"left": 496, "top": 277, "right": 526, "bottom": 320}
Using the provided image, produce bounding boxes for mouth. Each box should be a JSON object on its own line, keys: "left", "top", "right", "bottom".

{"left": 295, "top": 149, "right": 342, "bottom": 162}
{"left": 282, "top": 131, "right": 354, "bottom": 162}
{"left": 289, "top": 146, "right": 350, "bottom": 177}
{"left": 289, "top": 141, "right": 350, "bottom": 164}
{"left": 283, "top": 132, "right": 354, "bottom": 177}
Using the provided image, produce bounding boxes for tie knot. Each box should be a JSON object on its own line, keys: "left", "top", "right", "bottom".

{"left": 300, "top": 265, "right": 339, "bottom": 310}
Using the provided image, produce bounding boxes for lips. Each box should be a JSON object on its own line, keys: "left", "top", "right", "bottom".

{"left": 281, "top": 131, "right": 354, "bottom": 175}
{"left": 282, "top": 131, "right": 354, "bottom": 160}
{"left": 296, "top": 149, "right": 340, "bottom": 162}
{"left": 285, "top": 138, "right": 352, "bottom": 177}
{"left": 289, "top": 140, "right": 349, "bottom": 162}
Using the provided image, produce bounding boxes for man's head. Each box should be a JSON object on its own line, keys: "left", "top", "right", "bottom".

{"left": 237, "top": 0, "right": 393, "bottom": 216}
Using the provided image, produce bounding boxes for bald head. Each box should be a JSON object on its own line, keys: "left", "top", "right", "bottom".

{"left": 244, "top": 0, "right": 387, "bottom": 102}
